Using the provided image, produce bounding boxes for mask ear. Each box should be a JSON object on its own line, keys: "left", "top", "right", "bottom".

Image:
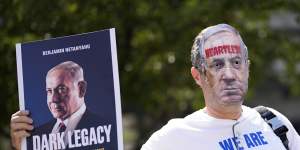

{"left": 191, "top": 67, "right": 203, "bottom": 87}
{"left": 78, "top": 81, "right": 87, "bottom": 98}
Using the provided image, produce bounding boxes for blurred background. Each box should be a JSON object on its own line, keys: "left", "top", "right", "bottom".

{"left": 0, "top": 0, "right": 300, "bottom": 149}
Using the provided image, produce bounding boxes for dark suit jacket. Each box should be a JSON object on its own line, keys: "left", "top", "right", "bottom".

{"left": 27, "top": 109, "right": 117, "bottom": 150}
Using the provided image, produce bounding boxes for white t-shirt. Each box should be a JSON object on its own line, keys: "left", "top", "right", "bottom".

{"left": 141, "top": 105, "right": 300, "bottom": 150}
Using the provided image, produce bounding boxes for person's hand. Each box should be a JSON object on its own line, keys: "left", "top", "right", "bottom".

{"left": 10, "top": 110, "right": 33, "bottom": 150}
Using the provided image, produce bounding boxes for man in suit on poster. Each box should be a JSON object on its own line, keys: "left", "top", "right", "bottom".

{"left": 11, "top": 61, "right": 114, "bottom": 150}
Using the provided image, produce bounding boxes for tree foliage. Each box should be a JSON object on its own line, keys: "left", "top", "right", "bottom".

{"left": 1, "top": 0, "right": 300, "bottom": 149}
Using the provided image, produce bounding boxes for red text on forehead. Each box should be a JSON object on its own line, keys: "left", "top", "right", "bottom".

{"left": 205, "top": 45, "right": 241, "bottom": 58}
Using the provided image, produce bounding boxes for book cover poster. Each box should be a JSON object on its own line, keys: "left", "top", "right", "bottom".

{"left": 16, "top": 29, "right": 123, "bottom": 150}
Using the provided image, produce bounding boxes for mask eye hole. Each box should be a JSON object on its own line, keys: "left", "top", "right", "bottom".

{"left": 231, "top": 58, "right": 242, "bottom": 69}
{"left": 213, "top": 61, "right": 224, "bottom": 70}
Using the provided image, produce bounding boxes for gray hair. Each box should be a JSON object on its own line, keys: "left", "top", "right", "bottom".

{"left": 47, "top": 61, "right": 85, "bottom": 81}
{"left": 191, "top": 24, "right": 248, "bottom": 72}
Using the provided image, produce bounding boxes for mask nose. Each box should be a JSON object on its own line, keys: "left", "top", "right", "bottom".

{"left": 221, "top": 67, "right": 236, "bottom": 83}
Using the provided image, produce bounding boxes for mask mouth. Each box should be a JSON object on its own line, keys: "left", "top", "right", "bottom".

{"left": 225, "top": 90, "right": 240, "bottom": 96}
{"left": 223, "top": 87, "right": 239, "bottom": 90}
{"left": 222, "top": 87, "right": 241, "bottom": 95}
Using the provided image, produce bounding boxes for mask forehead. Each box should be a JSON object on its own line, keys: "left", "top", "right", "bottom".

{"left": 192, "top": 24, "right": 248, "bottom": 71}
{"left": 204, "top": 32, "right": 243, "bottom": 62}
{"left": 205, "top": 32, "right": 239, "bottom": 47}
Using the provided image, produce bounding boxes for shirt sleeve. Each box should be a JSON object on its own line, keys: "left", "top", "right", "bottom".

{"left": 268, "top": 107, "right": 300, "bottom": 150}
{"left": 141, "top": 130, "right": 166, "bottom": 150}
{"left": 140, "top": 119, "right": 180, "bottom": 150}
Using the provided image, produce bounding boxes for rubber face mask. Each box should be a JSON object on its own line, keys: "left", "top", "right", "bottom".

{"left": 201, "top": 31, "right": 249, "bottom": 106}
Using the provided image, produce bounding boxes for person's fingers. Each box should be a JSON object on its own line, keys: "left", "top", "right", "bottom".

{"left": 11, "top": 130, "right": 30, "bottom": 150}
{"left": 11, "top": 122, "right": 34, "bottom": 132}
{"left": 10, "top": 111, "right": 32, "bottom": 150}
{"left": 12, "top": 130, "right": 31, "bottom": 138}
{"left": 11, "top": 110, "right": 29, "bottom": 117}
{"left": 11, "top": 115, "right": 33, "bottom": 124}
{"left": 11, "top": 111, "right": 33, "bottom": 124}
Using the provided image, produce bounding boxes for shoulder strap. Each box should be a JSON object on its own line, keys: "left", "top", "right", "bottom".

{"left": 254, "top": 106, "right": 289, "bottom": 150}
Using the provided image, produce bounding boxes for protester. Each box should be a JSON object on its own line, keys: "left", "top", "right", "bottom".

{"left": 141, "top": 24, "right": 300, "bottom": 150}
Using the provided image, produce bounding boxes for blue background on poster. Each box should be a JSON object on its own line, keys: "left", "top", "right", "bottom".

{"left": 20, "top": 29, "right": 117, "bottom": 127}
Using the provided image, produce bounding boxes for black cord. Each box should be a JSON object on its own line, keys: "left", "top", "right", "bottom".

{"left": 232, "top": 121, "right": 240, "bottom": 150}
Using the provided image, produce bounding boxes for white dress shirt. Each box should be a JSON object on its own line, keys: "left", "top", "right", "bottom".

{"left": 51, "top": 103, "right": 87, "bottom": 144}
